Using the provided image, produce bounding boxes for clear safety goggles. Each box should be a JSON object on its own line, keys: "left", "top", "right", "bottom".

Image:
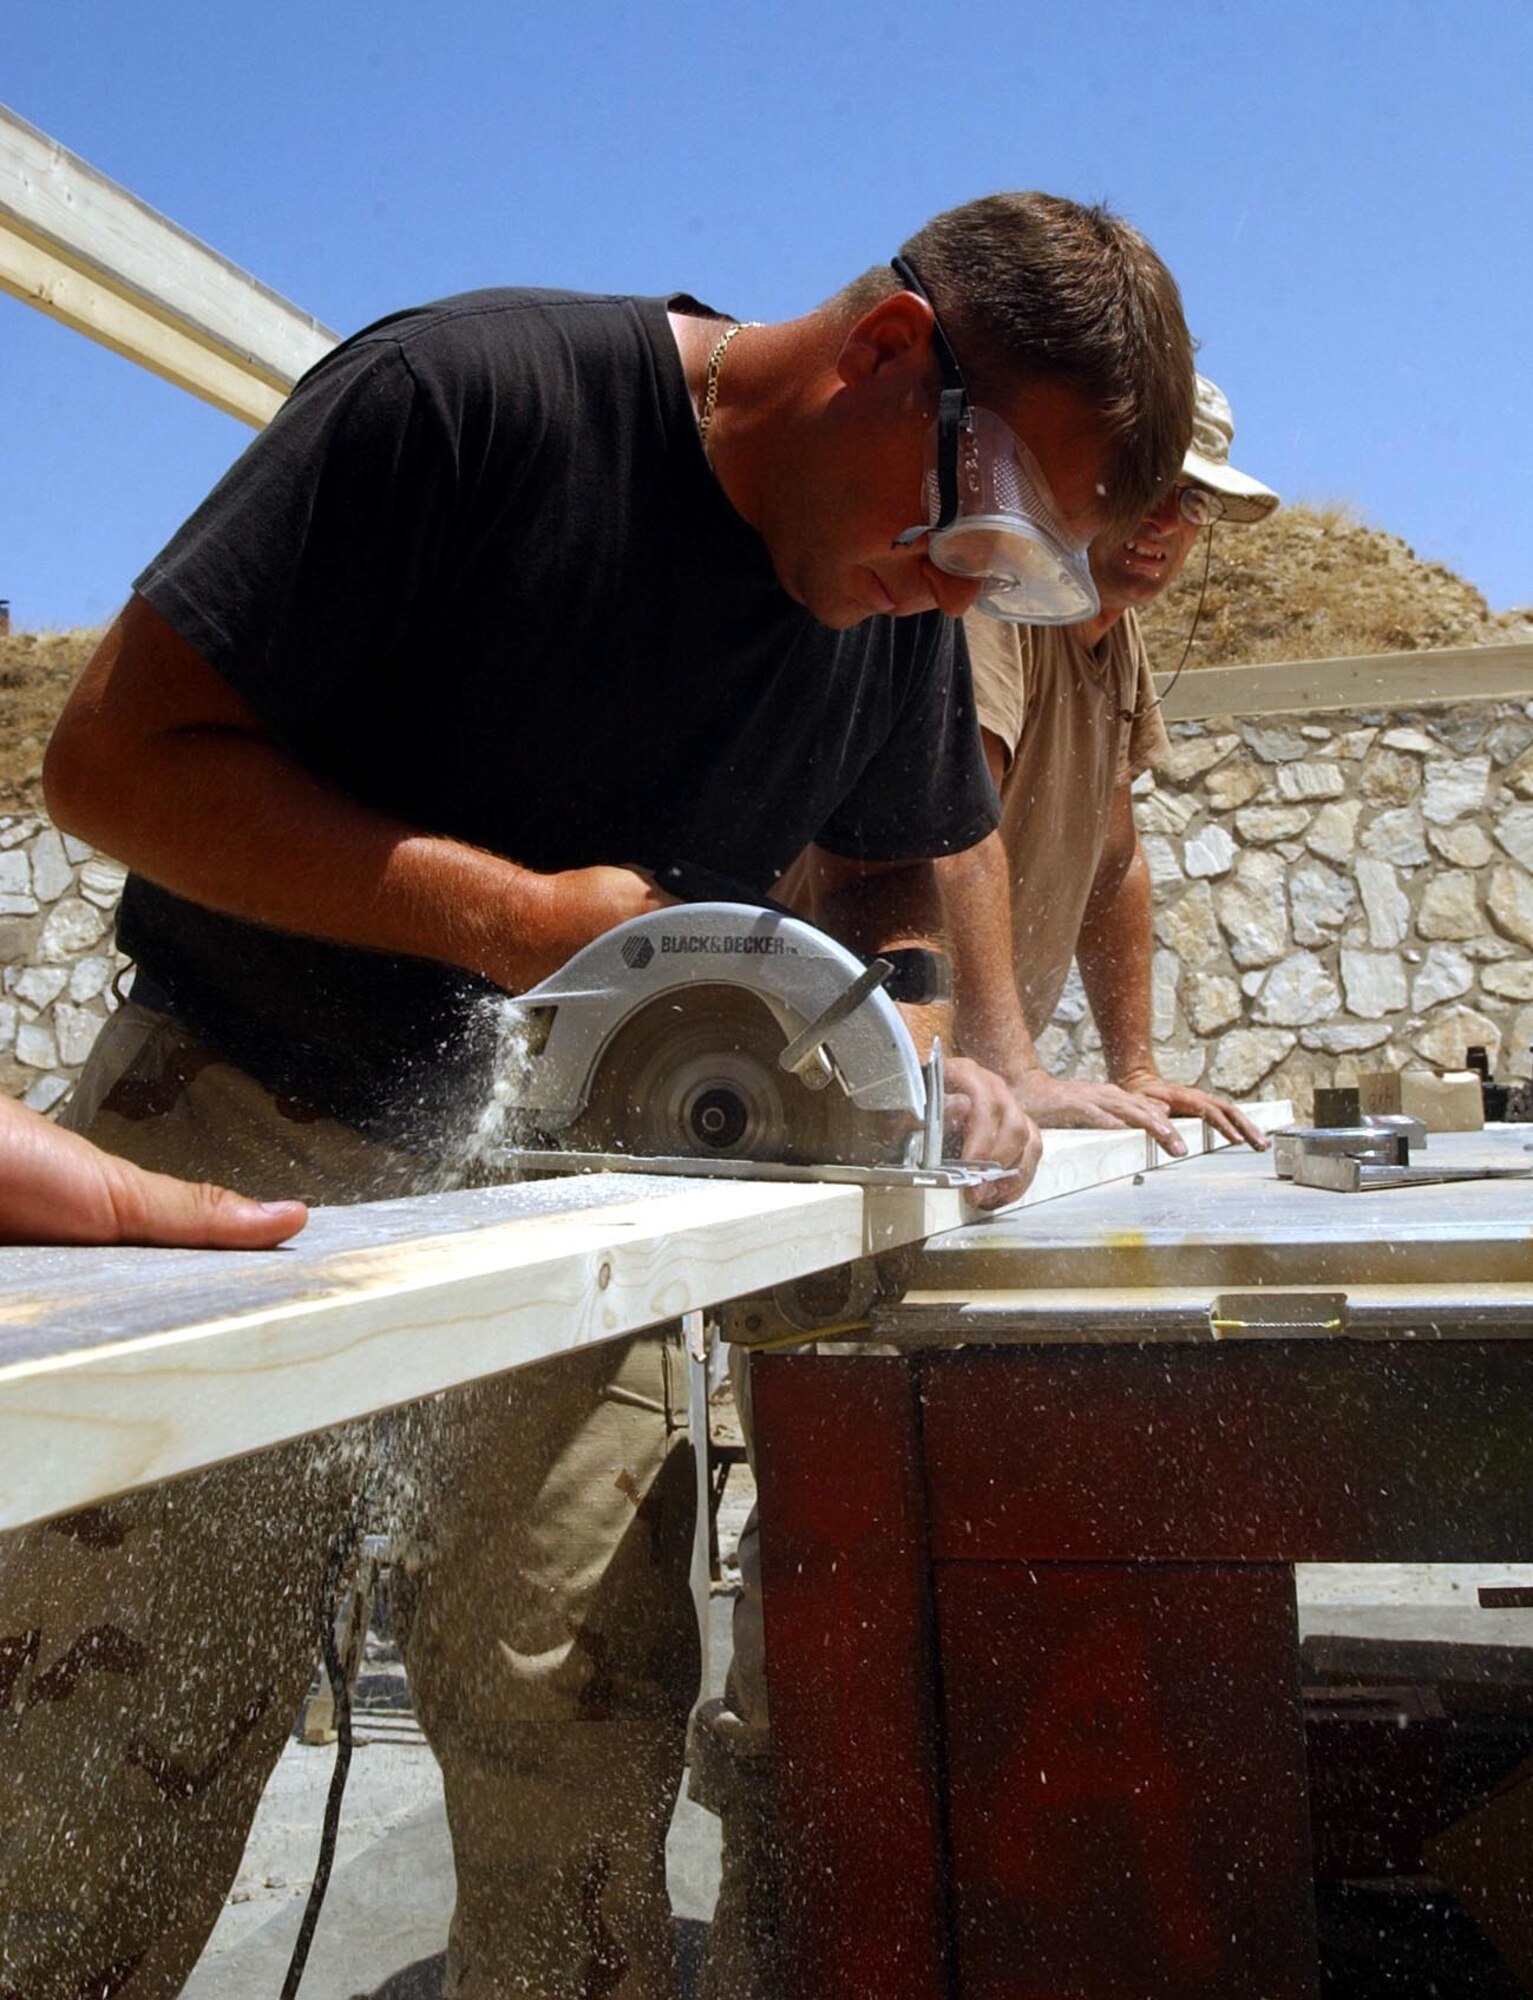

{"left": 1173, "top": 482, "right": 1226, "bottom": 528}
{"left": 889, "top": 256, "right": 1100, "bottom": 626}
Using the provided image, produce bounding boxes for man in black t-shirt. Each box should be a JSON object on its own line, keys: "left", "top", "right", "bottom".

{"left": 12, "top": 193, "right": 1194, "bottom": 2000}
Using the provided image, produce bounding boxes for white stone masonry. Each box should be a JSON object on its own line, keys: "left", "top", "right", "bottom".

{"left": 1048, "top": 698, "right": 1533, "bottom": 1115}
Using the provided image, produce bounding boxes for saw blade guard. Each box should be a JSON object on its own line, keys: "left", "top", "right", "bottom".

{"left": 503, "top": 903, "right": 928, "bottom": 1136}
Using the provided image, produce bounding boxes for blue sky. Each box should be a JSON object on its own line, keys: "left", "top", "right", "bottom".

{"left": 4, "top": 0, "right": 1530, "bottom": 631}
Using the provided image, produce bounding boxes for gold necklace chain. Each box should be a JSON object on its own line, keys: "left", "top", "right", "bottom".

{"left": 698, "top": 319, "right": 761, "bottom": 457}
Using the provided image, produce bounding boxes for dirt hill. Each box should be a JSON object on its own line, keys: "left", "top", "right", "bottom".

{"left": 0, "top": 625, "right": 100, "bottom": 809}
{"left": 1137, "top": 503, "right": 1533, "bottom": 670}
{"left": 3, "top": 507, "right": 1530, "bottom": 807}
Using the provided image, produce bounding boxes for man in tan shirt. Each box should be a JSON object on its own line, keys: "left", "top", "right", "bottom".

{"left": 954, "top": 375, "right": 1279, "bottom": 1147}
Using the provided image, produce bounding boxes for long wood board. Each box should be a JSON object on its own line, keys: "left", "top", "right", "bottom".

{"left": 0, "top": 1172, "right": 964, "bottom": 1531}
{"left": 1, "top": 103, "right": 335, "bottom": 424}
{"left": 0, "top": 1111, "right": 1291, "bottom": 1532}
{"left": 1157, "top": 642, "right": 1533, "bottom": 722}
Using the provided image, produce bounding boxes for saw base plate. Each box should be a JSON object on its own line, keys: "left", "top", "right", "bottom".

{"left": 499, "top": 1147, "right": 1008, "bottom": 1191}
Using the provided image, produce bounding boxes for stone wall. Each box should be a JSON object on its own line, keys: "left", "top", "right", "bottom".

{"left": 1042, "top": 698, "right": 1533, "bottom": 1116}
{"left": 0, "top": 814, "right": 129, "bottom": 1112}
{"left": 7, "top": 698, "right": 1533, "bottom": 1122}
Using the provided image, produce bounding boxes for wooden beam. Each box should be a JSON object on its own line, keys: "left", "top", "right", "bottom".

{"left": 0, "top": 1172, "right": 966, "bottom": 1532}
{"left": 0, "top": 225, "right": 289, "bottom": 426}
{"left": 1158, "top": 642, "right": 1533, "bottom": 723}
{"left": 0, "top": 1117, "right": 1288, "bottom": 1532}
{"left": 0, "top": 101, "right": 336, "bottom": 426}
{"left": 1002, "top": 1101, "right": 1291, "bottom": 1208}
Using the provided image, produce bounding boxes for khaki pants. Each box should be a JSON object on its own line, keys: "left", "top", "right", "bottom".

{"left": 0, "top": 1005, "right": 699, "bottom": 2000}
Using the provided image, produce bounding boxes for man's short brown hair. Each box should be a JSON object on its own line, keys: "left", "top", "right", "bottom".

{"left": 844, "top": 193, "right": 1195, "bottom": 541}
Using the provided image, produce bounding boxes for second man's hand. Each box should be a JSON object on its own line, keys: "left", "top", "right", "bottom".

{"left": 1009, "top": 1067, "right": 1188, "bottom": 1157}
{"left": 1113, "top": 1069, "right": 1273, "bottom": 1151}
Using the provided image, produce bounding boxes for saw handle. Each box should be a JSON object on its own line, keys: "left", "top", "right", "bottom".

{"left": 651, "top": 862, "right": 798, "bottom": 918}
{"left": 651, "top": 863, "right": 951, "bottom": 1006}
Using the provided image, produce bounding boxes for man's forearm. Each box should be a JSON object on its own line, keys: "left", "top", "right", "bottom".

{"left": 1076, "top": 826, "right": 1272, "bottom": 1149}
{"left": 1076, "top": 842, "right": 1157, "bottom": 1084}
{"left": 935, "top": 833, "right": 1045, "bottom": 1084}
{"left": 61, "top": 725, "right": 567, "bottom": 985}
{"left": 44, "top": 602, "right": 664, "bottom": 993}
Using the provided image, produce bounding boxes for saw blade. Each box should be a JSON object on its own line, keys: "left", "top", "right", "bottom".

{"left": 556, "top": 987, "right": 919, "bottom": 1170}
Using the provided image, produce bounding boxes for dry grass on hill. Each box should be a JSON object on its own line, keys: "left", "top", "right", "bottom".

{"left": 0, "top": 626, "right": 100, "bottom": 808}
{"left": 1137, "top": 502, "right": 1532, "bottom": 671}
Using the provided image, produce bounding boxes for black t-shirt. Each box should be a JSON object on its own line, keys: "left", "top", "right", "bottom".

{"left": 122, "top": 289, "right": 997, "bottom": 1146}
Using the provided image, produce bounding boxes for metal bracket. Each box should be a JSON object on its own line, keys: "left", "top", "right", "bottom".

{"left": 1208, "top": 1291, "right": 1350, "bottom": 1337}
{"left": 1295, "top": 1154, "right": 1533, "bottom": 1194}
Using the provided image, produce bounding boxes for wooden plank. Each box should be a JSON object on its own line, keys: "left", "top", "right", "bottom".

{"left": 0, "top": 1172, "right": 964, "bottom": 1532}
{"left": 1158, "top": 642, "right": 1533, "bottom": 722}
{"left": 876, "top": 1104, "right": 1296, "bottom": 1240}
{"left": 1025, "top": 1101, "right": 1289, "bottom": 1197}
{"left": 0, "top": 225, "right": 288, "bottom": 425}
{"left": 939, "top": 1100, "right": 1291, "bottom": 1221}
{"left": 0, "top": 103, "right": 335, "bottom": 423}
{"left": 0, "top": 1110, "right": 1290, "bottom": 1531}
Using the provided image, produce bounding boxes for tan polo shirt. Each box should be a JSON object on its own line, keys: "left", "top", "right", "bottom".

{"left": 964, "top": 608, "right": 1171, "bottom": 1035}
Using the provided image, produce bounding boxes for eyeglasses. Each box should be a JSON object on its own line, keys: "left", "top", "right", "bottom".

{"left": 888, "top": 256, "right": 1099, "bottom": 625}
{"left": 1173, "top": 483, "right": 1227, "bottom": 528}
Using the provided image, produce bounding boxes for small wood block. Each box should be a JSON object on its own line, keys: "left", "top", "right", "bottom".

{"left": 1359, "top": 1068, "right": 1484, "bottom": 1131}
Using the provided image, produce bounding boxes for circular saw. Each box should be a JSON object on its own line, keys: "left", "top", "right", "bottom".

{"left": 497, "top": 902, "right": 1001, "bottom": 1188}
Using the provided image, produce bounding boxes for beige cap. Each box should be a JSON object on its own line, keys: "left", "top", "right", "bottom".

{"left": 1183, "top": 375, "right": 1279, "bottom": 522}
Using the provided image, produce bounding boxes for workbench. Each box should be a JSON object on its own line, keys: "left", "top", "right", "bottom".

{"left": 752, "top": 1128, "right": 1533, "bottom": 2000}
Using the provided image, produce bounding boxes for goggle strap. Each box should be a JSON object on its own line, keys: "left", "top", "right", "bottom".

{"left": 934, "top": 384, "right": 966, "bottom": 531}
{"left": 891, "top": 256, "right": 967, "bottom": 397}
{"left": 890, "top": 255, "right": 972, "bottom": 538}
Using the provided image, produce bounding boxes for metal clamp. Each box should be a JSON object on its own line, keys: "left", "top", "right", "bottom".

{"left": 1276, "top": 1123, "right": 1533, "bottom": 1193}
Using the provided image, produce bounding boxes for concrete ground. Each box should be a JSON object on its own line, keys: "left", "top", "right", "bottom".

{"left": 182, "top": 1437, "right": 1533, "bottom": 2000}
{"left": 181, "top": 1479, "right": 751, "bottom": 2000}
{"left": 176, "top": 1631, "right": 732, "bottom": 2000}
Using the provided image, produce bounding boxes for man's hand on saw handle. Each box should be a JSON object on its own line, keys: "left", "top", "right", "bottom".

{"left": 528, "top": 866, "right": 678, "bottom": 975}
{"left": 942, "top": 1057, "right": 1042, "bottom": 1211}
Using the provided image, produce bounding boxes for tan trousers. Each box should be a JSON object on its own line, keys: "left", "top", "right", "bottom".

{"left": 0, "top": 1005, "right": 699, "bottom": 2000}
